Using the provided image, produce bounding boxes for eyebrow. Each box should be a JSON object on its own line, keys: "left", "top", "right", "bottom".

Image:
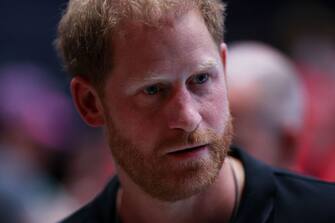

{"left": 197, "top": 59, "right": 218, "bottom": 71}
{"left": 125, "top": 73, "right": 170, "bottom": 95}
{"left": 124, "top": 58, "right": 219, "bottom": 94}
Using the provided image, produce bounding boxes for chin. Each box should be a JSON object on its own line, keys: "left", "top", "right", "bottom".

{"left": 136, "top": 153, "right": 226, "bottom": 202}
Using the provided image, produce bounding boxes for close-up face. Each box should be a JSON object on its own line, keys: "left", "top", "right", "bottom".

{"left": 101, "top": 9, "right": 232, "bottom": 201}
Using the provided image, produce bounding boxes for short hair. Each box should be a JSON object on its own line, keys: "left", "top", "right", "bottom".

{"left": 227, "top": 41, "right": 306, "bottom": 131}
{"left": 55, "top": 0, "right": 226, "bottom": 87}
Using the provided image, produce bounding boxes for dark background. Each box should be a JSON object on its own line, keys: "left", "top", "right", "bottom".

{"left": 1, "top": 0, "right": 334, "bottom": 84}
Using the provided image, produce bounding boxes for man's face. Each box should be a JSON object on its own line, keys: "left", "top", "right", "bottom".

{"left": 102, "top": 9, "right": 232, "bottom": 201}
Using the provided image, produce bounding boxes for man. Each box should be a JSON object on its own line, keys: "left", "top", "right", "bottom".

{"left": 227, "top": 42, "right": 305, "bottom": 170}
{"left": 56, "top": 0, "right": 335, "bottom": 222}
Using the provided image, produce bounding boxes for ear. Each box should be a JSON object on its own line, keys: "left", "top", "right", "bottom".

{"left": 70, "top": 77, "right": 105, "bottom": 127}
{"left": 220, "top": 43, "right": 228, "bottom": 75}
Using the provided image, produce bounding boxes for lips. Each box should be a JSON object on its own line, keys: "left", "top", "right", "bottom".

{"left": 167, "top": 144, "right": 208, "bottom": 155}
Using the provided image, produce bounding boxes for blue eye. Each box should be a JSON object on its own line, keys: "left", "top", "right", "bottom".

{"left": 143, "top": 85, "right": 160, "bottom": 95}
{"left": 193, "top": 73, "right": 209, "bottom": 84}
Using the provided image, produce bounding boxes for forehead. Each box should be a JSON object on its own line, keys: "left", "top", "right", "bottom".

{"left": 114, "top": 9, "right": 217, "bottom": 57}
{"left": 107, "top": 9, "right": 221, "bottom": 86}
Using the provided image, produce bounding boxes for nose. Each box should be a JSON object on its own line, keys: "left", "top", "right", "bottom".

{"left": 164, "top": 87, "right": 202, "bottom": 133}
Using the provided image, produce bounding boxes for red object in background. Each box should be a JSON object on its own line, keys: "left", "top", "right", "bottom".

{"left": 296, "top": 64, "right": 335, "bottom": 182}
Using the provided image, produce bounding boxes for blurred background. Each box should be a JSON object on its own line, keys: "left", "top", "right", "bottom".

{"left": 0, "top": 0, "right": 334, "bottom": 222}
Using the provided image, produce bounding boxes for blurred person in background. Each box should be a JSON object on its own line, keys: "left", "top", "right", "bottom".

{"left": 290, "top": 14, "right": 335, "bottom": 182}
{"left": 273, "top": 1, "right": 335, "bottom": 181}
{"left": 0, "top": 63, "right": 79, "bottom": 223}
{"left": 62, "top": 131, "right": 114, "bottom": 206}
{"left": 227, "top": 41, "right": 306, "bottom": 171}
{"left": 0, "top": 63, "right": 115, "bottom": 222}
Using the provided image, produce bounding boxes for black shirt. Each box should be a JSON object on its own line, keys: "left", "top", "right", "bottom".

{"left": 60, "top": 147, "right": 335, "bottom": 223}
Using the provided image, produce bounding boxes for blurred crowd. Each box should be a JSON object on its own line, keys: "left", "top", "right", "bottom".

{"left": 0, "top": 0, "right": 334, "bottom": 222}
{"left": 0, "top": 64, "right": 114, "bottom": 222}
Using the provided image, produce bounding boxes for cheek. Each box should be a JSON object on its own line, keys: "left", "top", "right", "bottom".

{"left": 107, "top": 100, "right": 160, "bottom": 149}
{"left": 201, "top": 86, "right": 229, "bottom": 132}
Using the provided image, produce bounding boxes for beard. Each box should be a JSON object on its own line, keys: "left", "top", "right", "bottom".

{"left": 106, "top": 115, "right": 233, "bottom": 202}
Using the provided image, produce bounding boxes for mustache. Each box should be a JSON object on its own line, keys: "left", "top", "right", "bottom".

{"left": 155, "top": 128, "right": 220, "bottom": 153}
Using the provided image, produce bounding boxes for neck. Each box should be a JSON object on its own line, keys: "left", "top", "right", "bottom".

{"left": 117, "top": 156, "right": 244, "bottom": 223}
